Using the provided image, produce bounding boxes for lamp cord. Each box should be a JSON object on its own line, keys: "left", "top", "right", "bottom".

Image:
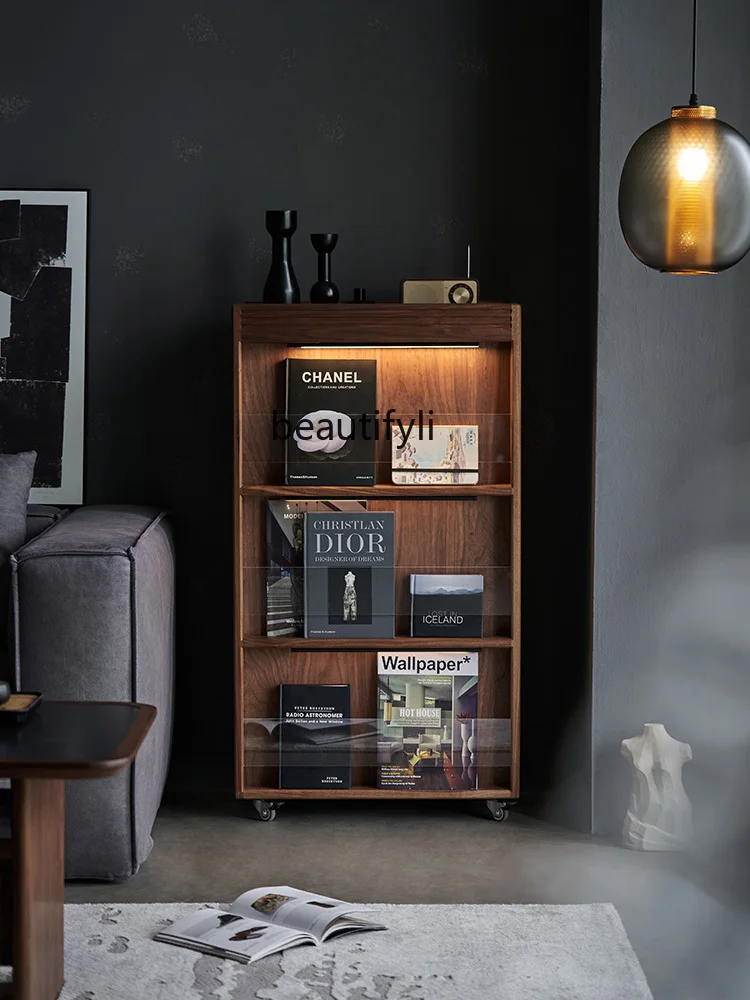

{"left": 689, "top": 0, "right": 698, "bottom": 105}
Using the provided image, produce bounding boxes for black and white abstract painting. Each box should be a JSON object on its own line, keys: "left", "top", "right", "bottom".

{"left": 0, "top": 190, "right": 87, "bottom": 504}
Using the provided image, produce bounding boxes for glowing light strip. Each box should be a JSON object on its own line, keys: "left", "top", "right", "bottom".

{"left": 297, "top": 344, "right": 481, "bottom": 350}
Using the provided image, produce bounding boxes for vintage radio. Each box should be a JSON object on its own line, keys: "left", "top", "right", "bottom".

{"left": 400, "top": 279, "right": 478, "bottom": 304}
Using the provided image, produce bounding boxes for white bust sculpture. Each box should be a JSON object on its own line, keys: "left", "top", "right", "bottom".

{"left": 621, "top": 723, "right": 693, "bottom": 851}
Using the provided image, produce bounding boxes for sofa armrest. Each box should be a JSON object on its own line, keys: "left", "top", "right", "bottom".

{"left": 11, "top": 505, "right": 173, "bottom": 694}
{"left": 9, "top": 505, "right": 175, "bottom": 878}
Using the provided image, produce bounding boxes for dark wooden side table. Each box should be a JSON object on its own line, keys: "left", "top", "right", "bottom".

{"left": 0, "top": 701, "right": 156, "bottom": 1000}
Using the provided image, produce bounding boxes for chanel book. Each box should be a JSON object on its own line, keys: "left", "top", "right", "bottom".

{"left": 410, "top": 574, "right": 484, "bottom": 637}
{"left": 303, "top": 511, "right": 395, "bottom": 638}
{"left": 278, "top": 684, "right": 352, "bottom": 789}
{"left": 283, "top": 358, "right": 376, "bottom": 486}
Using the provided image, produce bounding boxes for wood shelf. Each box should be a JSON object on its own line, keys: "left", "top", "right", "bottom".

{"left": 238, "top": 786, "right": 513, "bottom": 800}
{"left": 234, "top": 301, "right": 522, "bottom": 805}
{"left": 242, "top": 636, "right": 513, "bottom": 650}
{"left": 235, "top": 302, "right": 518, "bottom": 344}
{"left": 240, "top": 484, "right": 513, "bottom": 499}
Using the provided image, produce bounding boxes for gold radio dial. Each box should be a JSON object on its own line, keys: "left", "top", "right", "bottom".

{"left": 448, "top": 282, "right": 474, "bottom": 304}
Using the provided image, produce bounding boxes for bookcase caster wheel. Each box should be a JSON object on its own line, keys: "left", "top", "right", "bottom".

{"left": 485, "top": 800, "right": 510, "bottom": 822}
{"left": 252, "top": 800, "right": 277, "bottom": 822}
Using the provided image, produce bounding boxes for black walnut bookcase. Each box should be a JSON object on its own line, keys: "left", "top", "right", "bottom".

{"left": 234, "top": 303, "right": 521, "bottom": 821}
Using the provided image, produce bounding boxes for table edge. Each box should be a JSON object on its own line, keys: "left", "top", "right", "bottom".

{"left": 0, "top": 701, "right": 157, "bottom": 780}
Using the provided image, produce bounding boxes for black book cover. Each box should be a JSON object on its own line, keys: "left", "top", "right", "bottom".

{"left": 304, "top": 511, "right": 395, "bottom": 639}
{"left": 266, "top": 500, "right": 366, "bottom": 637}
{"left": 283, "top": 358, "right": 377, "bottom": 486}
{"left": 410, "top": 574, "right": 484, "bottom": 637}
{"left": 278, "top": 684, "right": 352, "bottom": 789}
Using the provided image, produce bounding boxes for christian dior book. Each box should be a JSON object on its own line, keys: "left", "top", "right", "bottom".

{"left": 278, "top": 684, "right": 352, "bottom": 789}
{"left": 283, "top": 358, "right": 377, "bottom": 486}
{"left": 376, "top": 651, "right": 479, "bottom": 790}
{"left": 265, "top": 500, "right": 366, "bottom": 637}
{"left": 155, "top": 886, "right": 385, "bottom": 965}
{"left": 303, "top": 511, "right": 395, "bottom": 639}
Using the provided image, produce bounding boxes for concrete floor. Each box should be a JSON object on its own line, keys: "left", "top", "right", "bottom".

{"left": 66, "top": 795, "right": 750, "bottom": 1000}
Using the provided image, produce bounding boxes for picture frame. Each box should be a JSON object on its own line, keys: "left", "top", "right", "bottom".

{"left": 0, "top": 189, "right": 88, "bottom": 504}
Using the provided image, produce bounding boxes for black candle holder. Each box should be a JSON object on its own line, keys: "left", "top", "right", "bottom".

{"left": 263, "top": 210, "right": 300, "bottom": 304}
{"left": 309, "top": 233, "right": 339, "bottom": 303}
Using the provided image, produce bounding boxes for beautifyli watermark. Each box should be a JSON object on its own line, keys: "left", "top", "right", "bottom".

{"left": 273, "top": 409, "right": 434, "bottom": 447}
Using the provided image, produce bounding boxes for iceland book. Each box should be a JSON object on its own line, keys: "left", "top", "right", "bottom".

{"left": 155, "top": 885, "right": 385, "bottom": 965}
{"left": 266, "top": 500, "right": 366, "bottom": 637}
{"left": 303, "top": 511, "right": 395, "bottom": 639}
{"left": 283, "top": 358, "right": 377, "bottom": 486}
{"left": 279, "top": 684, "right": 352, "bottom": 789}
{"left": 410, "top": 574, "right": 484, "bottom": 637}
{"left": 376, "top": 651, "right": 479, "bottom": 790}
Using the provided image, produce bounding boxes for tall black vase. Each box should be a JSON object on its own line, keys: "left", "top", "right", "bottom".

{"left": 263, "top": 210, "right": 300, "bottom": 303}
{"left": 309, "top": 233, "right": 339, "bottom": 303}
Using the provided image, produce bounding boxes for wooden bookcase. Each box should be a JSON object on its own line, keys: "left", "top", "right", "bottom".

{"left": 233, "top": 303, "right": 521, "bottom": 819}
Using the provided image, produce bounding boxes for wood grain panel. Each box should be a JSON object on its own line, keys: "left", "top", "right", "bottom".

{"left": 236, "top": 303, "right": 516, "bottom": 343}
{"left": 242, "top": 636, "right": 513, "bottom": 649}
{"left": 241, "top": 485, "right": 513, "bottom": 498}
{"left": 510, "top": 310, "right": 522, "bottom": 798}
{"left": 238, "top": 787, "right": 513, "bottom": 800}
{"left": 241, "top": 647, "right": 510, "bottom": 793}
{"left": 12, "top": 778, "right": 64, "bottom": 1000}
{"left": 0, "top": 859, "right": 10, "bottom": 965}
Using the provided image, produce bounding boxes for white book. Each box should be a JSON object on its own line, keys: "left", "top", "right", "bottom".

{"left": 391, "top": 424, "right": 479, "bottom": 485}
{"left": 154, "top": 885, "right": 385, "bottom": 965}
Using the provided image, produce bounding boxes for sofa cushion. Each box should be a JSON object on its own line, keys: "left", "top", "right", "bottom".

{"left": 0, "top": 452, "right": 36, "bottom": 676}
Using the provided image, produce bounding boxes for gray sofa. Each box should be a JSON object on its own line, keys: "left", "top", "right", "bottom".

{"left": 7, "top": 504, "right": 175, "bottom": 881}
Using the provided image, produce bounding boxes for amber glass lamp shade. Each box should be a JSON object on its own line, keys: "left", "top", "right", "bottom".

{"left": 619, "top": 105, "right": 750, "bottom": 273}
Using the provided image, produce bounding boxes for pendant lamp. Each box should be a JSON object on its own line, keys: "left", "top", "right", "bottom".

{"left": 619, "top": 0, "right": 750, "bottom": 273}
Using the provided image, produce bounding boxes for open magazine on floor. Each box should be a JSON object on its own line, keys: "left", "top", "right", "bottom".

{"left": 154, "top": 885, "right": 386, "bottom": 964}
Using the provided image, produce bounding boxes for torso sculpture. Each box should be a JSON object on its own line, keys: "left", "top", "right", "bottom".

{"left": 621, "top": 723, "right": 693, "bottom": 851}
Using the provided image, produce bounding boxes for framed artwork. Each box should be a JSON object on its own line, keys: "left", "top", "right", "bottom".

{"left": 0, "top": 189, "right": 88, "bottom": 504}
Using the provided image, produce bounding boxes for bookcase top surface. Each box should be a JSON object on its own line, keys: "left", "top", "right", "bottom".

{"left": 235, "top": 302, "right": 520, "bottom": 344}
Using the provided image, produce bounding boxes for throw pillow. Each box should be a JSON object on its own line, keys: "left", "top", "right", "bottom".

{"left": 0, "top": 452, "right": 37, "bottom": 675}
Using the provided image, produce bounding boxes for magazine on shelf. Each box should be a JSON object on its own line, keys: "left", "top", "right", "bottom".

{"left": 303, "top": 510, "right": 395, "bottom": 638}
{"left": 410, "top": 574, "right": 484, "bottom": 637}
{"left": 266, "top": 500, "right": 367, "bottom": 637}
{"left": 376, "top": 651, "right": 479, "bottom": 790}
{"left": 278, "top": 684, "right": 352, "bottom": 789}
{"left": 284, "top": 358, "right": 377, "bottom": 486}
{"left": 391, "top": 423, "right": 479, "bottom": 485}
{"left": 155, "top": 885, "right": 386, "bottom": 965}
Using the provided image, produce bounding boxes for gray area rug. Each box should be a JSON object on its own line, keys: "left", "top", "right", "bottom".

{"left": 0, "top": 902, "right": 653, "bottom": 999}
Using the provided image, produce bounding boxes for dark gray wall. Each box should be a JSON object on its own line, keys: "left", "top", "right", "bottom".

{"left": 594, "top": 0, "right": 750, "bottom": 834}
{"left": 1, "top": 1, "right": 594, "bottom": 805}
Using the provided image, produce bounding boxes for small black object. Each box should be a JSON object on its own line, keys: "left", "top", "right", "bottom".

{"left": 263, "top": 210, "right": 301, "bottom": 304}
{"left": 0, "top": 691, "right": 43, "bottom": 725}
{"left": 353, "top": 287, "right": 368, "bottom": 303}
{"left": 309, "top": 233, "right": 339, "bottom": 303}
{"left": 0, "top": 681, "right": 10, "bottom": 706}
